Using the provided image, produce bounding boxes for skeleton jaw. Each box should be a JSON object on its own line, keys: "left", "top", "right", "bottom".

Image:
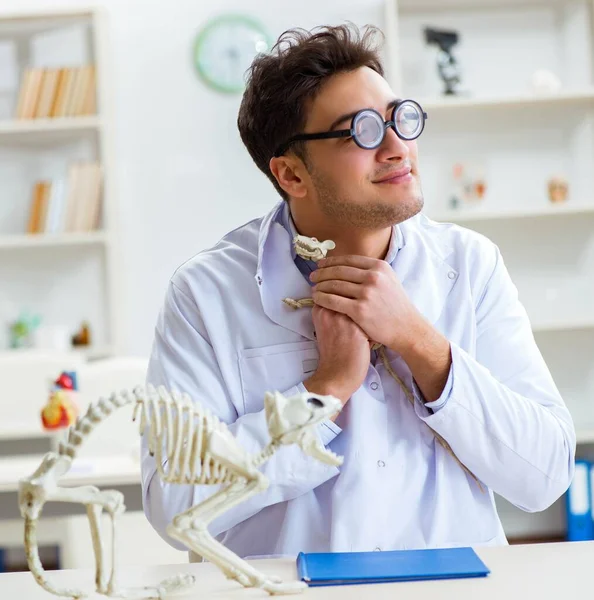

{"left": 298, "top": 430, "right": 343, "bottom": 466}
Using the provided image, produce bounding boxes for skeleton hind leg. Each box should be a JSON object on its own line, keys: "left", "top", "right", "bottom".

{"left": 167, "top": 477, "right": 280, "bottom": 588}
{"left": 86, "top": 503, "right": 109, "bottom": 594}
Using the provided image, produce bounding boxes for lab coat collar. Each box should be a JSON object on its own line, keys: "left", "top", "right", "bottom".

{"left": 256, "top": 201, "right": 316, "bottom": 340}
{"left": 255, "top": 202, "right": 456, "bottom": 340}
{"left": 393, "top": 214, "right": 458, "bottom": 326}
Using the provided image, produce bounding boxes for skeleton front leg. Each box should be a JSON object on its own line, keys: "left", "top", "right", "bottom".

{"left": 168, "top": 477, "right": 304, "bottom": 594}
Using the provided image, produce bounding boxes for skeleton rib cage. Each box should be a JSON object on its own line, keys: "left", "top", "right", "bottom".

{"left": 59, "top": 385, "right": 253, "bottom": 488}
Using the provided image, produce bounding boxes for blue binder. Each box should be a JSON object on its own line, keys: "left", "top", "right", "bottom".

{"left": 296, "top": 547, "right": 490, "bottom": 587}
{"left": 566, "top": 459, "right": 594, "bottom": 541}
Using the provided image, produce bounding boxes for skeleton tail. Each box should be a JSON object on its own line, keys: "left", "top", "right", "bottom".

{"left": 58, "top": 390, "right": 137, "bottom": 459}
{"left": 25, "top": 516, "right": 87, "bottom": 598}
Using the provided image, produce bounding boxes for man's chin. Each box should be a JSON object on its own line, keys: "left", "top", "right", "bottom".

{"left": 407, "top": 195, "right": 424, "bottom": 216}
{"left": 386, "top": 194, "right": 424, "bottom": 224}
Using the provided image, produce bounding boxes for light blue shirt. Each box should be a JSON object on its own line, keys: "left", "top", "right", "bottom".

{"left": 142, "top": 200, "right": 575, "bottom": 558}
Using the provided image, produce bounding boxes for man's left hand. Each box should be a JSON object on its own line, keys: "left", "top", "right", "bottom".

{"left": 310, "top": 255, "right": 422, "bottom": 353}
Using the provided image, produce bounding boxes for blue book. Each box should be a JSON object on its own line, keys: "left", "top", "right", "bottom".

{"left": 566, "top": 459, "right": 594, "bottom": 541}
{"left": 297, "top": 547, "right": 490, "bottom": 587}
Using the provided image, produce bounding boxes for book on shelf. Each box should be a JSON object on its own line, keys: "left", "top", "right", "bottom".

{"left": 26, "top": 161, "right": 103, "bottom": 234}
{"left": 14, "top": 65, "right": 96, "bottom": 120}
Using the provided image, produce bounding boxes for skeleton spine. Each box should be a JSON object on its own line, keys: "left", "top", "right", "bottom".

{"left": 58, "top": 390, "right": 136, "bottom": 459}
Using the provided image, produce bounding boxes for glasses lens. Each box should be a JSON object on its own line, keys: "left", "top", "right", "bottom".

{"left": 394, "top": 101, "right": 424, "bottom": 139}
{"left": 353, "top": 111, "right": 385, "bottom": 148}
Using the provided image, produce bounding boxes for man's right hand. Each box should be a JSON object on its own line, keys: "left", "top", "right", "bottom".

{"left": 304, "top": 305, "right": 371, "bottom": 407}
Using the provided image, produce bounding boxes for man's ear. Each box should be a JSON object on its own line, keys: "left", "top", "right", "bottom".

{"left": 269, "top": 156, "right": 308, "bottom": 198}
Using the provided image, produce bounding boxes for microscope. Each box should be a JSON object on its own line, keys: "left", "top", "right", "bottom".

{"left": 424, "top": 27, "right": 461, "bottom": 95}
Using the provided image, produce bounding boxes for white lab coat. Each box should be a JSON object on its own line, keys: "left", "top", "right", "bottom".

{"left": 142, "top": 200, "right": 575, "bottom": 558}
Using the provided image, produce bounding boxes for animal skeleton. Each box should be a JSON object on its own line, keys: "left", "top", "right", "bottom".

{"left": 283, "top": 234, "right": 482, "bottom": 490}
{"left": 19, "top": 385, "right": 343, "bottom": 598}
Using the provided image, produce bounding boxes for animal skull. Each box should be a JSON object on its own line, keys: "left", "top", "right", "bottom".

{"left": 264, "top": 391, "right": 343, "bottom": 466}
{"left": 293, "top": 235, "right": 336, "bottom": 262}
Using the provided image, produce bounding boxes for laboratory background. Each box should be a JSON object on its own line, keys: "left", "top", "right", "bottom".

{"left": 0, "top": 0, "right": 593, "bottom": 575}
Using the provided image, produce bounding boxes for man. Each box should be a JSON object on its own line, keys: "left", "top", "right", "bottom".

{"left": 142, "top": 24, "right": 575, "bottom": 558}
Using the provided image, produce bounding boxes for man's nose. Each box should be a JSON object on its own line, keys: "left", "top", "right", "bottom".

{"left": 377, "top": 125, "right": 410, "bottom": 162}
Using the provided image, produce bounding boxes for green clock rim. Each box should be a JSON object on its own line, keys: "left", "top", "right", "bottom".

{"left": 193, "top": 13, "right": 272, "bottom": 94}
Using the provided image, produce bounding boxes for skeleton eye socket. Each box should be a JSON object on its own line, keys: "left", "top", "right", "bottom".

{"left": 307, "top": 397, "right": 324, "bottom": 408}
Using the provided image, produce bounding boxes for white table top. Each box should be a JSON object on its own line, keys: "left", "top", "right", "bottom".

{"left": 1, "top": 540, "right": 592, "bottom": 599}
{"left": 0, "top": 453, "right": 140, "bottom": 493}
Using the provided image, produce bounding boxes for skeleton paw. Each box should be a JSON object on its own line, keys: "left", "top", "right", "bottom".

{"left": 156, "top": 573, "right": 196, "bottom": 597}
{"left": 262, "top": 579, "right": 308, "bottom": 595}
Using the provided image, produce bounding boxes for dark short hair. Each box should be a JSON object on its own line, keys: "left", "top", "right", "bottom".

{"left": 237, "top": 24, "right": 385, "bottom": 200}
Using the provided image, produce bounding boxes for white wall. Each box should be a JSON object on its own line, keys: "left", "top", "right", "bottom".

{"left": 0, "top": 0, "right": 384, "bottom": 356}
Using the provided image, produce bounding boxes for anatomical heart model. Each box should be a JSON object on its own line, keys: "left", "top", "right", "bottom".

{"left": 41, "top": 371, "right": 79, "bottom": 431}
{"left": 18, "top": 385, "right": 343, "bottom": 598}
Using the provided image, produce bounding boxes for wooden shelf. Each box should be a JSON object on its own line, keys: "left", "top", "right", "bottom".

{"left": 0, "top": 116, "right": 101, "bottom": 144}
{"left": 0, "top": 8, "right": 93, "bottom": 38}
{"left": 0, "top": 231, "right": 107, "bottom": 249}
{"left": 429, "top": 203, "right": 594, "bottom": 223}
{"left": 398, "top": 0, "right": 582, "bottom": 12}
{"left": 0, "top": 115, "right": 100, "bottom": 133}
{"left": 421, "top": 89, "right": 594, "bottom": 113}
{"left": 0, "top": 116, "right": 102, "bottom": 145}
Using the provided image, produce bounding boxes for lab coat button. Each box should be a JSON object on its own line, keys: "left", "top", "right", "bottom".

{"left": 448, "top": 271, "right": 456, "bottom": 280}
{"left": 370, "top": 382, "right": 379, "bottom": 391}
{"left": 377, "top": 460, "right": 385, "bottom": 467}
{"left": 374, "top": 547, "right": 382, "bottom": 551}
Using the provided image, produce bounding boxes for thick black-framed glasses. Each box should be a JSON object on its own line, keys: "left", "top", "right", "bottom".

{"left": 273, "top": 99, "right": 428, "bottom": 158}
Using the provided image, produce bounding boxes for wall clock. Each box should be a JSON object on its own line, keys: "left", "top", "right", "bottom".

{"left": 194, "top": 14, "right": 271, "bottom": 93}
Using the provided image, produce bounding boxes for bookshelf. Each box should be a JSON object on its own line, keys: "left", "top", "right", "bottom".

{"left": 0, "top": 7, "right": 118, "bottom": 358}
{"left": 384, "top": 0, "right": 594, "bottom": 540}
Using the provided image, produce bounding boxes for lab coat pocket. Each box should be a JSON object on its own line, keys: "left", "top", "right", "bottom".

{"left": 238, "top": 340, "right": 319, "bottom": 415}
